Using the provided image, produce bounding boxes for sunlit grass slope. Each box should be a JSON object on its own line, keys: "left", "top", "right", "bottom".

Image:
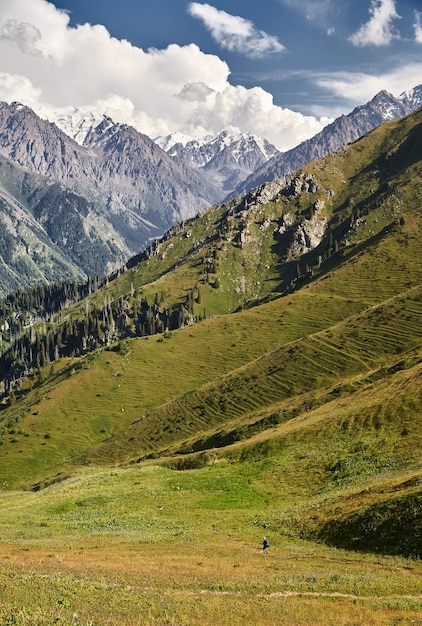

{"left": 77, "top": 280, "right": 419, "bottom": 461}
{"left": 0, "top": 460, "right": 421, "bottom": 625}
{"left": 0, "top": 107, "right": 421, "bottom": 574}
{"left": 2, "top": 198, "right": 422, "bottom": 489}
{"left": 55, "top": 109, "right": 422, "bottom": 323}
{"left": 0, "top": 102, "right": 422, "bottom": 626}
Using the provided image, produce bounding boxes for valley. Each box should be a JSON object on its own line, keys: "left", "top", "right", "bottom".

{"left": 0, "top": 102, "right": 421, "bottom": 625}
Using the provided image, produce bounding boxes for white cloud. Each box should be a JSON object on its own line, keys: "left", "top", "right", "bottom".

{"left": 177, "top": 83, "right": 332, "bottom": 150}
{"left": 0, "top": 0, "right": 327, "bottom": 151}
{"left": 0, "top": 72, "right": 42, "bottom": 106}
{"left": 0, "top": 19, "right": 45, "bottom": 56}
{"left": 414, "top": 11, "right": 422, "bottom": 44}
{"left": 188, "top": 2, "right": 285, "bottom": 59}
{"left": 315, "top": 63, "right": 422, "bottom": 105}
{"left": 177, "top": 82, "right": 215, "bottom": 102}
{"left": 349, "top": 0, "right": 401, "bottom": 47}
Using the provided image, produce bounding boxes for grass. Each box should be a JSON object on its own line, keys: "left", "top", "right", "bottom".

{"left": 1, "top": 108, "right": 422, "bottom": 624}
{"left": 0, "top": 464, "right": 421, "bottom": 625}
{"left": 80, "top": 284, "right": 422, "bottom": 467}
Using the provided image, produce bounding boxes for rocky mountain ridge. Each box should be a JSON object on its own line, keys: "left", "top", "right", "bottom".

{"left": 53, "top": 107, "right": 282, "bottom": 201}
{"left": 231, "top": 85, "right": 422, "bottom": 198}
{"left": 0, "top": 84, "right": 421, "bottom": 297}
{"left": 156, "top": 129, "right": 280, "bottom": 196}
{"left": 0, "top": 101, "right": 220, "bottom": 253}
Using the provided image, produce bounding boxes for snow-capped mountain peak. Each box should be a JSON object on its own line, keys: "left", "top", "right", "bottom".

{"left": 154, "top": 128, "right": 280, "bottom": 196}
{"left": 50, "top": 106, "right": 105, "bottom": 145}
{"left": 158, "top": 129, "right": 279, "bottom": 168}
{"left": 154, "top": 132, "right": 201, "bottom": 152}
{"left": 399, "top": 84, "right": 422, "bottom": 112}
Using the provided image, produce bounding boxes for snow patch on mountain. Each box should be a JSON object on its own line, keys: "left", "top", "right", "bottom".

{"left": 154, "top": 132, "right": 203, "bottom": 152}
{"left": 399, "top": 84, "right": 422, "bottom": 112}
{"left": 157, "top": 129, "right": 279, "bottom": 169}
{"left": 50, "top": 106, "right": 106, "bottom": 145}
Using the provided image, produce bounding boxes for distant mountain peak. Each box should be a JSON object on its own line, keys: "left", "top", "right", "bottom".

{"left": 156, "top": 128, "right": 280, "bottom": 196}
{"left": 50, "top": 106, "right": 106, "bottom": 145}
{"left": 399, "top": 84, "right": 422, "bottom": 111}
{"left": 230, "top": 83, "right": 422, "bottom": 199}
{"left": 0, "top": 100, "right": 221, "bottom": 282}
{"left": 154, "top": 132, "right": 203, "bottom": 151}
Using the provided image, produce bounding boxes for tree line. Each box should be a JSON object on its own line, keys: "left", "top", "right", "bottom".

{"left": 0, "top": 279, "right": 197, "bottom": 395}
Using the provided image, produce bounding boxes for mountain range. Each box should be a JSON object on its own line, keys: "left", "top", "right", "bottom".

{"left": 0, "top": 105, "right": 421, "bottom": 568}
{"left": 0, "top": 102, "right": 220, "bottom": 294}
{"left": 155, "top": 129, "right": 280, "bottom": 196}
{"left": 0, "top": 84, "right": 420, "bottom": 297}
{"left": 230, "top": 84, "right": 422, "bottom": 198}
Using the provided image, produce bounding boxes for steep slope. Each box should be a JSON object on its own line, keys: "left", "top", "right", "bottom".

{"left": 0, "top": 180, "right": 84, "bottom": 294}
{"left": 0, "top": 102, "right": 220, "bottom": 256}
{"left": 0, "top": 107, "right": 421, "bottom": 474}
{"left": 232, "top": 85, "right": 422, "bottom": 198}
{"left": 0, "top": 154, "right": 129, "bottom": 296}
{"left": 81, "top": 284, "right": 422, "bottom": 465}
{"left": 1, "top": 107, "right": 421, "bottom": 558}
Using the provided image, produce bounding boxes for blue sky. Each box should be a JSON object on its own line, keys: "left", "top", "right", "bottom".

{"left": 0, "top": 0, "right": 421, "bottom": 149}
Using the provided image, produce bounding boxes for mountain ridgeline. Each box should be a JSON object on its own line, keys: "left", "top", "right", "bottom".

{"left": 2, "top": 107, "right": 422, "bottom": 388}
{"left": 231, "top": 85, "right": 422, "bottom": 198}
{"left": 0, "top": 84, "right": 421, "bottom": 297}
{"left": 0, "top": 105, "right": 421, "bottom": 559}
{"left": 0, "top": 102, "right": 221, "bottom": 294}
{"left": 157, "top": 129, "right": 280, "bottom": 196}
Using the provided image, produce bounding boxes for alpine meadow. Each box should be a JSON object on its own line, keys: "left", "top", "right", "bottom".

{"left": 0, "top": 107, "right": 421, "bottom": 625}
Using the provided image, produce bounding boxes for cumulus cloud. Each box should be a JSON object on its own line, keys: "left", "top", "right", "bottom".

{"left": 180, "top": 83, "right": 332, "bottom": 150}
{"left": 0, "top": 18, "right": 45, "bottom": 56}
{"left": 177, "top": 82, "right": 215, "bottom": 103}
{"left": 0, "top": 71, "right": 42, "bottom": 106}
{"left": 0, "top": 0, "right": 328, "bottom": 150}
{"left": 349, "top": 0, "right": 401, "bottom": 47}
{"left": 187, "top": 2, "right": 285, "bottom": 58}
{"left": 414, "top": 11, "right": 422, "bottom": 43}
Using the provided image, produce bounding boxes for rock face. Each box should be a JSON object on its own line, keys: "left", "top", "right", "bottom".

{"left": 223, "top": 171, "right": 329, "bottom": 265}
{"left": 1, "top": 82, "right": 421, "bottom": 296}
{"left": 0, "top": 102, "right": 220, "bottom": 254}
{"left": 400, "top": 84, "right": 422, "bottom": 111}
{"left": 0, "top": 153, "right": 130, "bottom": 296}
{"left": 231, "top": 85, "right": 422, "bottom": 199}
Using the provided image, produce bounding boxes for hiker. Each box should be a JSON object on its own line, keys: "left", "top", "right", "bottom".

{"left": 262, "top": 537, "right": 270, "bottom": 554}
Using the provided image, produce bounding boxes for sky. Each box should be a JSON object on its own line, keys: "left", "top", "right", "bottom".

{"left": 0, "top": 0, "right": 421, "bottom": 151}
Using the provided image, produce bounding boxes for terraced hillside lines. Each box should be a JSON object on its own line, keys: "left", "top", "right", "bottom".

{"left": 82, "top": 331, "right": 364, "bottom": 464}
{"left": 269, "top": 356, "right": 422, "bottom": 550}
{"left": 0, "top": 288, "right": 363, "bottom": 487}
{"left": 224, "top": 358, "right": 422, "bottom": 509}
{"left": 81, "top": 285, "right": 422, "bottom": 466}
{"left": 2, "top": 107, "right": 422, "bottom": 495}
{"left": 311, "top": 209, "right": 422, "bottom": 301}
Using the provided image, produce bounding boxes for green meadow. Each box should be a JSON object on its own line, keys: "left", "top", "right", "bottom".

{"left": 0, "top": 109, "right": 421, "bottom": 624}
{"left": 0, "top": 463, "right": 421, "bottom": 625}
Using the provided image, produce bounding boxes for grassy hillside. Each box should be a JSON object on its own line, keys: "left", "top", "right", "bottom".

{"left": 0, "top": 462, "right": 421, "bottom": 625}
{"left": 0, "top": 109, "right": 421, "bottom": 624}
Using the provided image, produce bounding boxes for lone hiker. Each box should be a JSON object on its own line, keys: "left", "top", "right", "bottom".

{"left": 262, "top": 537, "right": 270, "bottom": 554}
